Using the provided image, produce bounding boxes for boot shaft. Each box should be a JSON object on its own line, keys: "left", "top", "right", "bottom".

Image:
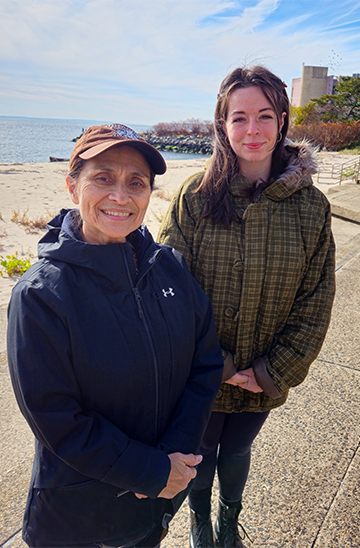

{"left": 190, "top": 509, "right": 215, "bottom": 548}
{"left": 215, "top": 499, "right": 245, "bottom": 548}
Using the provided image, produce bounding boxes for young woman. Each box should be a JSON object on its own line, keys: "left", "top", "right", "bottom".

{"left": 7, "top": 124, "right": 223, "bottom": 548}
{"left": 158, "top": 66, "right": 336, "bottom": 547}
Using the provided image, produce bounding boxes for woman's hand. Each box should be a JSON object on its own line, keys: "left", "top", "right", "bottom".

{"left": 135, "top": 453, "right": 202, "bottom": 500}
{"left": 225, "top": 367, "right": 263, "bottom": 393}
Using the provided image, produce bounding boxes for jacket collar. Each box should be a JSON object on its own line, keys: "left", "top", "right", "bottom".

{"left": 38, "top": 209, "right": 160, "bottom": 283}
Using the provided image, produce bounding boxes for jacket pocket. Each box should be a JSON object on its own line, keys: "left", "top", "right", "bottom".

{"left": 23, "top": 480, "right": 167, "bottom": 547}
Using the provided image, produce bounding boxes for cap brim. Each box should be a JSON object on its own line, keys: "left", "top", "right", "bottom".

{"left": 79, "top": 140, "right": 166, "bottom": 175}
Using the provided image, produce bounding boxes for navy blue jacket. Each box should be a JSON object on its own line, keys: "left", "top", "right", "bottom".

{"left": 7, "top": 210, "right": 222, "bottom": 547}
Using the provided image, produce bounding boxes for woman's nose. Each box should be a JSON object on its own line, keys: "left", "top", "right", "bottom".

{"left": 108, "top": 183, "right": 130, "bottom": 203}
{"left": 247, "top": 118, "right": 260, "bottom": 134}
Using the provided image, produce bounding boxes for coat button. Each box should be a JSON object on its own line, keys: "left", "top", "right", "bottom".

{"left": 233, "top": 258, "right": 243, "bottom": 271}
{"left": 224, "top": 307, "right": 234, "bottom": 318}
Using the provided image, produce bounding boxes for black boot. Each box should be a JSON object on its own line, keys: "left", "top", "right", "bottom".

{"left": 190, "top": 509, "right": 215, "bottom": 548}
{"left": 214, "top": 499, "right": 251, "bottom": 547}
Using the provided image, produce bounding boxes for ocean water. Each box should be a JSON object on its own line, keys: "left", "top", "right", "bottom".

{"left": 0, "top": 117, "right": 208, "bottom": 163}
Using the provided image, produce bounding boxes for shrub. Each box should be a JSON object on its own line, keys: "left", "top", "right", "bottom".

{"left": 0, "top": 253, "right": 32, "bottom": 277}
{"left": 292, "top": 103, "right": 319, "bottom": 126}
{"left": 152, "top": 118, "right": 214, "bottom": 137}
{"left": 288, "top": 121, "right": 360, "bottom": 151}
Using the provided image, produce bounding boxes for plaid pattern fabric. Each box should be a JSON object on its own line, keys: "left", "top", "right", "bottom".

{"left": 158, "top": 149, "right": 335, "bottom": 413}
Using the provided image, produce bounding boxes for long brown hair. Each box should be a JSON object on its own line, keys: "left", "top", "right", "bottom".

{"left": 199, "top": 66, "right": 290, "bottom": 227}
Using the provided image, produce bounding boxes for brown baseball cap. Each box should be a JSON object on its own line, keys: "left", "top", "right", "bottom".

{"left": 69, "top": 123, "right": 166, "bottom": 175}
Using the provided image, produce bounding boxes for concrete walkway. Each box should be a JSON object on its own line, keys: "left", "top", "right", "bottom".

{"left": 328, "top": 183, "right": 360, "bottom": 225}
{"left": 1, "top": 184, "right": 360, "bottom": 547}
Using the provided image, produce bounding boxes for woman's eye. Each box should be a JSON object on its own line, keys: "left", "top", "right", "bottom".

{"left": 95, "top": 175, "right": 111, "bottom": 184}
{"left": 130, "top": 179, "right": 145, "bottom": 188}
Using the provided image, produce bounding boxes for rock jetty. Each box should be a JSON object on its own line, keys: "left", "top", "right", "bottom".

{"left": 142, "top": 133, "right": 213, "bottom": 155}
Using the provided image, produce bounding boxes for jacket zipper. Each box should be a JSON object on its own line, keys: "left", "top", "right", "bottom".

{"left": 123, "top": 249, "right": 161, "bottom": 441}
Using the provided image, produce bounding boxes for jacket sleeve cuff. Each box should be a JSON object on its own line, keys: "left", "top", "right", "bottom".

{"left": 101, "top": 439, "right": 171, "bottom": 498}
{"left": 252, "top": 358, "right": 283, "bottom": 399}
{"left": 221, "top": 349, "right": 237, "bottom": 382}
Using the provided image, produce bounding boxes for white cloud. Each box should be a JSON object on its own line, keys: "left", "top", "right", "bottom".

{"left": 0, "top": 0, "right": 282, "bottom": 85}
{"left": 0, "top": 0, "right": 359, "bottom": 122}
{"left": 233, "top": 0, "right": 280, "bottom": 31}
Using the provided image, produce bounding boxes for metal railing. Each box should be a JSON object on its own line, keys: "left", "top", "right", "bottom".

{"left": 317, "top": 157, "right": 360, "bottom": 185}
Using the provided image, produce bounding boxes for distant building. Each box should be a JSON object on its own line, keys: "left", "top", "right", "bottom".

{"left": 291, "top": 65, "right": 337, "bottom": 107}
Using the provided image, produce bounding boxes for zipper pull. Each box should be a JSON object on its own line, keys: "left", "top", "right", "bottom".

{"left": 133, "top": 287, "right": 144, "bottom": 320}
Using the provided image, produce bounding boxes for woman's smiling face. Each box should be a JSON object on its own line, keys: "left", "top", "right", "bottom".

{"left": 224, "top": 85, "right": 286, "bottom": 181}
{"left": 66, "top": 145, "right": 152, "bottom": 245}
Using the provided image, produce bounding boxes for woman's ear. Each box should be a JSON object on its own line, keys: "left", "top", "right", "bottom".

{"left": 280, "top": 112, "right": 286, "bottom": 132}
{"left": 66, "top": 176, "right": 79, "bottom": 204}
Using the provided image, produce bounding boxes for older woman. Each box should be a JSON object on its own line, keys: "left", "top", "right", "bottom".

{"left": 7, "top": 124, "right": 223, "bottom": 548}
{"left": 158, "top": 67, "right": 336, "bottom": 547}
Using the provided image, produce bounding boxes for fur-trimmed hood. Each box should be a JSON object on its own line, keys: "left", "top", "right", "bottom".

{"left": 277, "top": 139, "right": 318, "bottom": 188}
{"left": 257, "top": 139, "right": 318, "bottom": 202}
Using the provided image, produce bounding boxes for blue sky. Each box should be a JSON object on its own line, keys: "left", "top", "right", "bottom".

{"left": 1, "top": 0, "right": 360, "bottom": 127}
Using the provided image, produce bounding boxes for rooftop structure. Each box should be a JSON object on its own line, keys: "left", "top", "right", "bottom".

{"left": 291, "top": 65, "right": 337, "bottom": 107}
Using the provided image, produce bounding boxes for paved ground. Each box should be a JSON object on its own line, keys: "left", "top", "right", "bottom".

{"left": 328, "top": 183, "right": 360, "bottom": 225}
{"left": 1, "top": 182, "right": 360, "bottom": 547}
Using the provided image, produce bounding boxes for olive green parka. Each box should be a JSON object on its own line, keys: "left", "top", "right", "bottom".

{"left": 158, "top": 142, "right": 335, "bottom": 413}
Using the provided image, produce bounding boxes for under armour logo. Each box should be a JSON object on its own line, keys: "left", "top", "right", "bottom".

{"left": 162, "top": 288, "right": 175, "bottom": 297}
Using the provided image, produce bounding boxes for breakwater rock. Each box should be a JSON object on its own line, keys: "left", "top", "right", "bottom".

{"left": 142, "top": 133, "right": 213, "bottom": 155}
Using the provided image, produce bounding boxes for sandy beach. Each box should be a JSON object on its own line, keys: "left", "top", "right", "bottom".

{"left": 0, "top": 151, "right": 354, "bottom": 307}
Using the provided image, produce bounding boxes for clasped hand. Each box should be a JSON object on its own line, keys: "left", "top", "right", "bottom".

{"left": 225, "top": 366, "right": 263, "bottom": 393}
{"left": 135, "top": 452, "right": 202, "bottom": 500}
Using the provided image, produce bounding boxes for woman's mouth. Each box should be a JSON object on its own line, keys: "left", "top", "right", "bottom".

{"left": 244, "top": 143, "right": 264, "bottom": 150}
{"left": 103, "top": 210, "right": 131, "bottom": 218}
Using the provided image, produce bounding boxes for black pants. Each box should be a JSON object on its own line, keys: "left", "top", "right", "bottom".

{"left": 189, "top": 410, "right": 269, "bottom": 513}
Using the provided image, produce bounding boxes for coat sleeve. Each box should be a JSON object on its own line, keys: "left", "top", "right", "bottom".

{"left": 262, "top": 201, "right": 336, "bottom": 393}
{"left": 157, "top": 175, "right": 202, "bottom": 270}
{"left": 7, "top": 280, "right": 171, "bottom": 498}
{"left": 156, "top": 257, "right": 223, "bottom": 454}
